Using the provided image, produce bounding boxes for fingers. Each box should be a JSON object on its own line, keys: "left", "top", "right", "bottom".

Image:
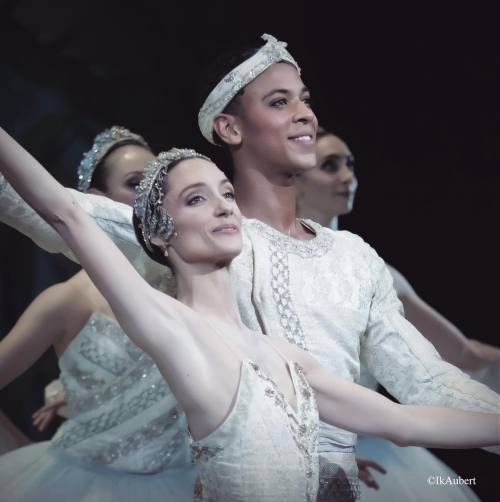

{"left": 356, "top": 456, "right": 387, "bottom": 490}
{"left": 360, "top": 459, "right": 387, "bottom": 474}
{"left": 32, "top": 411, "right": 49, "bottom": 431}
{"left": 358, "top": 470, "right": 380, "bottom": 490}
{"left": 32, "top": 408, "right": 56, "bottom": 431}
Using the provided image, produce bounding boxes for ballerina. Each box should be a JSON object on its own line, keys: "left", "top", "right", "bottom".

{"left": 297, "top": 127, "right": 500, "bottom": 385}
{"left": 1, "top": 128, "right": 500, "bottom": 502}
{"left": 0, "top": 127, "right": 196, "bottom": 502}
{"left": 1, "top": 34, "right": 499, "bottom": 500}
{"left": 297, "top": 127, "right": 499, "bottom": 501}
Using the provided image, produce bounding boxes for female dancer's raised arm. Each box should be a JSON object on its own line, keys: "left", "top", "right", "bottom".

{"left": 0, "top": 128, "right": 193, "bottom": 372}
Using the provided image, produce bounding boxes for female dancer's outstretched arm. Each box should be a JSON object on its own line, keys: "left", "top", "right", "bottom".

{"left": 0, "top": 128, "right": 198, "bottom": 404}
{"left": 388, "top": 264, "right": 500, "bottom": 372}
{"left": 271, "top": 339, "right": 500, "bottom": 449}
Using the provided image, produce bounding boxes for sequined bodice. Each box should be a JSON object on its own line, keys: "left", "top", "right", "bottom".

{"left": 52, "top": 313, "right": 191, "bottom": 473}
{"left": 191, "top": 359, "right": 319, "bottom": 502}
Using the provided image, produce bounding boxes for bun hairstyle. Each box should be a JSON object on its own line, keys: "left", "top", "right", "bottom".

{"left": 132, "top": 211, "right": 170, "bottom": 267}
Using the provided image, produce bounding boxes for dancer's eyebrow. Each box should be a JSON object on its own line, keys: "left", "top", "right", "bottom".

{"left": 262, "top": 86, "right": 310, "bottom": 100}
{"left": 178, "top": 179, "right": 231, "bottom": 198}
{"left": 178, "top": 182, "right": 206, "bottom": 198}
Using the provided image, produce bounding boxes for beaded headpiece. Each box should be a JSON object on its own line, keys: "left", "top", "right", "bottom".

{"left": 198, "top": 33, "right": 301, "bottom": 145}
{"left": 77, "top": 126, "right": 149, "bottom": 192}
{"left": 134, "top": 148, "right": 211, "bottom": 252}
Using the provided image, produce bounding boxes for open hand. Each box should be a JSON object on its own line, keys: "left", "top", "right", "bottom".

{"left": 32, "top": 392, "right": 66, "bottom": 431}
{"left": 356, "top": 456, "right": 387, "bottom": 490}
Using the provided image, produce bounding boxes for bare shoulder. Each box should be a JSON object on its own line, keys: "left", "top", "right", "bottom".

{"left": 34, "top": 272, "right": 90, "bottom": 314}
{"left": 9, "top": 270, "right": 94, "bottom": 354}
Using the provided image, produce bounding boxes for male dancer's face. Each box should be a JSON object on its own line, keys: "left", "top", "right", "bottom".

{"left": 234, "top": 62, "right": 318, "bottom": 175}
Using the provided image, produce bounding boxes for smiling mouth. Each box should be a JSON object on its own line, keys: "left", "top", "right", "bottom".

{"left": 289, "top": 135, "right": 314, "bottom": 145}
{"left": 212, "top": 224, "right": 239, "bottom": 234}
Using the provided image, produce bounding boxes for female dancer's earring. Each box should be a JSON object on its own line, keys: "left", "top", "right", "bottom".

{"left": 163, "top": 232, "right": 178, "bottom": 257}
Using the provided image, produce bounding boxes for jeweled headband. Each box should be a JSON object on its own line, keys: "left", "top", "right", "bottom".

{"left": 198, "top": 33, "right": 301, "bottom": 145}
{"left": 77, "top": 126, "right": 149, "bottom": 192}
{"left": 134, "top": 148, "right": 211, "bottom": 252}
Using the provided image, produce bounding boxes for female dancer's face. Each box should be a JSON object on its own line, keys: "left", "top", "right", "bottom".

{"left": 235, "top": 62, "right": 318, "bottom": 174}
{"left": 163, "top": 158, "right": 242, "bottom": 267}
{"left": 299, "top": 134, "right": 357, "bottom": 219}
{"left": 100, "top": 145, "right": 155, "bottom": 206}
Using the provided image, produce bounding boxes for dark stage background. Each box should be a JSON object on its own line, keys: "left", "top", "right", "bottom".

{"left": 0, "top": 1, "right": 498, "bottom": 499}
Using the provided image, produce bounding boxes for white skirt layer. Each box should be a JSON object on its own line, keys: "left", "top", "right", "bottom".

{"left": 356, "top": 437, "right": 479, "bottom": 502}
{"left": 0, "top": 441, "right": 197, "bottom": 502}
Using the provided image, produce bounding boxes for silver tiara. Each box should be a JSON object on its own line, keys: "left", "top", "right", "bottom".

{"left": 77, "top": 126, "right": 149, "bottom": 192}
{"left": 134, "top": 148, "right": 211, "bottom": 252}
{"left": 198, "top": 33, "right": 301, "bottom": 145}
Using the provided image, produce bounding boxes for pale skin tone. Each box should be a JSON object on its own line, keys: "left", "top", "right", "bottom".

{"left": 1, "top": 129, "right": 498, "bottom": 455}
{"left": 0, "top": 144, "right": 154, "bottom": 431}
{"left": 297, "top": 133, "right": 500, "bottom": 372}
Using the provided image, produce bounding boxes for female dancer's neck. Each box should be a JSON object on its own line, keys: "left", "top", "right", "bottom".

{"left": 176, "top": 267, "right": 244, "bottom": 328}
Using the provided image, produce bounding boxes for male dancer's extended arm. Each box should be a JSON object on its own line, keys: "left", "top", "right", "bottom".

{"left": 0, "top": 173, "right": 162, "bottom": 278}
{"left": 359, "top": 243, "right": 500, "bottom": 451}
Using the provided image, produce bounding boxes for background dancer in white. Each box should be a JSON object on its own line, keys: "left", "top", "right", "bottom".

{"left": 297, "top": 127, "right": 499, "bottom": 501}
{"left": 0, "top": 128, "right": 196, "bottom": 502}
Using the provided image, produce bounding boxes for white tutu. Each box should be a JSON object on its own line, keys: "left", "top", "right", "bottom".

{"left": 0, "top": 442, "right": 197, "bottom": 502}
{"left": 356, "top": 437, "right": 479, "bottom": 502}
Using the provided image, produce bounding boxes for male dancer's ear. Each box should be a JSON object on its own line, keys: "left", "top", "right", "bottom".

{"left": 213, "top": 114, "right": 242, "bottom": 146}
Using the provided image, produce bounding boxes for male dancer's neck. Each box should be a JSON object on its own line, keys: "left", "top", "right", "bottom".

{"left": 297, "top": 201, "right": 336, "bottom": 228}
{"left": 233, "top": 161, "right": 314, "bottom": 240}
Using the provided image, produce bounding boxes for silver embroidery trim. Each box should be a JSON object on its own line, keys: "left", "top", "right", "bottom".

{"left": 191, "top": 445, "right": 224, "bottom": 462}
{"left": 248, "top": 219, "right": 334, "bottom": 258}
{"left": 53, "top": 363, "right": 169, "bottom": 448}
{"left": 60, "top": 368, "right": 106, "bottom": 414}
{"left": 247, "top": 219, "right": 334, "bottom": 351}
{"left": 250, "top": 361, "right": 318, "bottom": 502}
{"left": 78, "top": 336, "right": 131, "bottom": 376}
{"left": 269, "top": 239, "right": 308, "bottom": 349}
{"left": 67, "top": 352, "right": 161, "bottom": 415}
{"left": 84, "top": 406, "right": 186, "bottom": 470}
